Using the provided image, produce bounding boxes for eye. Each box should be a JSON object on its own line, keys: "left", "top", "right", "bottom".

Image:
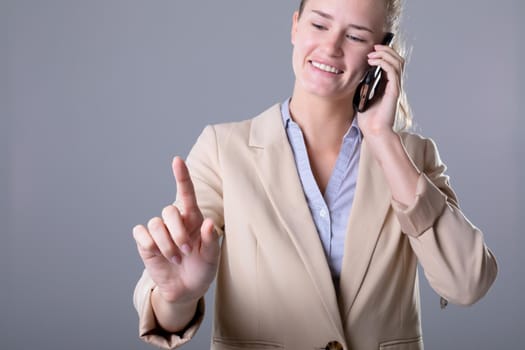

{"left": 346, "top": 34, "right": 366, "bottom": 43}
{"left": 312, "top": 23, "right": 327, "bottom": 30}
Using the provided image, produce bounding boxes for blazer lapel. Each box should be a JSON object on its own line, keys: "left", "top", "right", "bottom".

{"left": 339, "top": 140, "right": 392, "bottom": 320}
{"left": 249, "top": 104, "right": 345, "bottom": 339}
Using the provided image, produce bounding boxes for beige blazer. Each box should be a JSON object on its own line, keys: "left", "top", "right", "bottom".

{"left": 134, "top": 104, "right": 497, "bottom": 350}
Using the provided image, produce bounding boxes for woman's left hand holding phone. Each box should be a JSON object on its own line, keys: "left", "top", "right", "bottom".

{"left": 356, "top": 42, "right": 405, "bottom": 137}
{"left": 356, "top": 43, "right": 419, "bottom": 206}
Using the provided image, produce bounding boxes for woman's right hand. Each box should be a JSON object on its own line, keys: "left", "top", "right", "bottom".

{"left": 133, "top": 156, "right": 220, "bottom": 306}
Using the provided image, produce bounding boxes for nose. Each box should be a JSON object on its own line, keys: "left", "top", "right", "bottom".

{"left": 322, "top": 31, "right": 345, "bottom": 57}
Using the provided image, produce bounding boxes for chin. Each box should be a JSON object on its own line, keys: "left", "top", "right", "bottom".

{"left": 294, "top": 75, "right": 354, "bottom": 101}
{"left": 304, "top": 86, "right": 351, "bottom": 101}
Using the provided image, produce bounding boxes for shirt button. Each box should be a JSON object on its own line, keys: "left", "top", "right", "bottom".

{"left": 319, "top": 208, "right": 327, "bottom": 218}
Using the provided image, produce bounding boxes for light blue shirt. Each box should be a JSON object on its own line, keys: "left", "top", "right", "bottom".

{"left": 280, "top": 99, "right": 362, "bottom": 283}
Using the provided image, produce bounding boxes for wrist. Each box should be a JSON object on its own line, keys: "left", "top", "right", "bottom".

{"left": 364, "top": 132, "right": 420, "bottom": 206}
{"left": 363, "top": 125, "right": 396, "bottom": 140}
{"left": 364, "top": 129, "right": 400, "bottom": 165}
{"left": 151, "top": 286, "right": 200, "bottom": 333}
{"left": 152, "top": 286, "right": 199, "bottom": 308}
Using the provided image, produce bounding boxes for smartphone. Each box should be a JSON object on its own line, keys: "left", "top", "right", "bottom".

{"left": 353, "top": 32, "right": 395, "bottom": 113}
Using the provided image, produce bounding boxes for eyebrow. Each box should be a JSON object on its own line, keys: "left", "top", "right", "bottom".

{"left": 311, "top": 9, "right": 373, "bottom": 33}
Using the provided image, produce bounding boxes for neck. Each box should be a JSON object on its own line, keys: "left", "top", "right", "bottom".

{"left": 288, "top": 89, "right": 355, "bottom": 151}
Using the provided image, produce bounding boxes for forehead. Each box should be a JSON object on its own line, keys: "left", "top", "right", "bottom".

{"left": 302, "top": 0, "right": 387, "bottom": 31}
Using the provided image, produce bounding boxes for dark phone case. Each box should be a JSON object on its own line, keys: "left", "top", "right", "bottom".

{"left": 353, "top": 33, "right": 395, "bottom": 113}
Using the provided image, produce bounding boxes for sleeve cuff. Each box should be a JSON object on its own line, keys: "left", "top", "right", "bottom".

{"left": 392, "top": 173, "right": 447, "bottom": 237}
{"left": 137, "top": 283, "right": 205, "bottom": 349}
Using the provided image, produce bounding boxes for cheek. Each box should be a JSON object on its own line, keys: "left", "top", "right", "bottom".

{"left": 291, "top": 48, "right": 304, "bottom": 82}
{"left": 347, "top": 55, "right": 367, "bottom": 75}
{"left": 291, "top": 34, "right": 312, "bottom": 71}
{"left": 357, "top": 56, "right": 370, "bottom": 75}
{"left": 348, "top": 47, "right": 373, "bottom": 75}
{"left": 344, "top": 54, "right": 373, "bottom": 90}
{"left": 293, "top": 29, "right": 317, "bottom": 56}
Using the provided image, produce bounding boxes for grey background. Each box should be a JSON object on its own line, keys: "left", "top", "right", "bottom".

{"left": 2, "top": 0, "right": 523, "bottom": 349}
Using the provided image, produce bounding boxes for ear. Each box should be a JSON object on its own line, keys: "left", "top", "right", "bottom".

{"left": 291, "top": 11, "right": 299, "bottom": 45}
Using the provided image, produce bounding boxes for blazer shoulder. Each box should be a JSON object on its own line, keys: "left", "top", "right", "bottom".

{"left": 202, "top": 103, "right": 282, "bottom": 147}
{"left": 206, "top": 117, "right": 251, "bottom": 138}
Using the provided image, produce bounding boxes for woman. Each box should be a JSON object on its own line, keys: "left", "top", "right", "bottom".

{"left": 132, "top": 0, "right": 498, "bottom": 349}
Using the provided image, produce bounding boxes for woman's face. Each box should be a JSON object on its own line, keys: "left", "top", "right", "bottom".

{"left": 291, "top": 0, "right": 387, "bottom": 101}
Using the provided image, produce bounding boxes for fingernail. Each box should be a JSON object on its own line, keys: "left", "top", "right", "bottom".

{"left": 181, "top": 244, "right": 192, "bottom": 256}
{"left": 171, "top": 255, "right": 182, "bottom": 264}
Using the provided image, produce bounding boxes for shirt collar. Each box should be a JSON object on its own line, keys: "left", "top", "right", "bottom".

{"left": 280, "top": 97, "right": 293, "bottom": 129}
{"left": 280, "top": 97, "right": 362, "bottom": 143}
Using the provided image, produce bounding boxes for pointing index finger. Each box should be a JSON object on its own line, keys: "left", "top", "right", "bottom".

{"left": 172, "top": 156, "right": 199, "bottom": 214}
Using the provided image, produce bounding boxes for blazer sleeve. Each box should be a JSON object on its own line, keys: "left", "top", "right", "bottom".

{"left": 133, "top": 270, "right": 205, "bottom": 349}
{"left": 391, "top": 136, "right": 498, "bottom": 305}
{"left": 133, "top": 125, "right": 224, "bottom": 348}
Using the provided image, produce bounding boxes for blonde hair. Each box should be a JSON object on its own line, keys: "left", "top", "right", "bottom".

{"left": 298, "top": 0, "right": 412, "bottom": 131}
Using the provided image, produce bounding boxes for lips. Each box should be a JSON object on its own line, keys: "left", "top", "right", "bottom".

{"left": 309, "top": 60, "right": 344, "bottom": 74}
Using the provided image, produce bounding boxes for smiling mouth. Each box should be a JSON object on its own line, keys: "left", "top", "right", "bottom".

{"left": 310, "top": 60, "right": 344, "bottom": 74}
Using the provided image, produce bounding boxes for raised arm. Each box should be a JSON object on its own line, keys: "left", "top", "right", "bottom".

{"left": 133, "top": 156, "right": 220, "bottom": 346}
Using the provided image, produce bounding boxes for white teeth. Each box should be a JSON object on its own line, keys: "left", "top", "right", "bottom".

{"left": 311, "top": 61, "right": 342, "bottom": 74}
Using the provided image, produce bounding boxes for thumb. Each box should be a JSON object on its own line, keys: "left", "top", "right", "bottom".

{"left": 199, "top": 218, "right": 220, "bottom": 263}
